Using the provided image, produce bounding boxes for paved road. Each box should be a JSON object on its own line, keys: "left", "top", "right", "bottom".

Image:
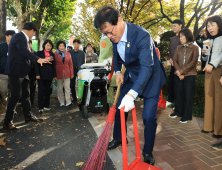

{"left": 0, "top": 96, "right": 116, "bottom": 170}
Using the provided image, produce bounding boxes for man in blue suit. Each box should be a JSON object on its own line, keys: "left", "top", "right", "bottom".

{"left": 3, "top": 22, "right": 53, "bottom": 130}
{"left": 94, "top": 6, "right": 166, "bottom": 165}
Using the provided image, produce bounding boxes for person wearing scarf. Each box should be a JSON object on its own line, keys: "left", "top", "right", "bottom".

{"left": 54, "top": 41, "right": 74, "bottom": 107}
{"left": 201, "top": 15, "right": 222, "bottom": 143}
{"left": 171, "top": 28, "right": 199, "bottom": 123}
{"left": 35, "top": 39, "right": 57, "bottom": 113}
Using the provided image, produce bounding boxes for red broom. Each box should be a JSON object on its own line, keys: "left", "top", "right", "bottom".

{"left": 82, "top": 65, "right": 125, "bottom": 170}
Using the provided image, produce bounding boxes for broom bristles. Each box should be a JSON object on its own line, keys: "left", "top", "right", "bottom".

{"left": 82, "top": 122, "right": 113, "bottom": 170}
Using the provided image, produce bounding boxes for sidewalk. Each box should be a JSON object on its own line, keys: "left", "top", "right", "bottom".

{"left": 92, "top": 100, "right": 222, "bottom": 170}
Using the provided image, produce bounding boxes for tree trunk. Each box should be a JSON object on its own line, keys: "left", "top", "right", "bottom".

{"left": 180, "top": 0, "right": 185, "bottom": 27}
{"left": 0, "top": 0, "right": 7, "bottom": 43}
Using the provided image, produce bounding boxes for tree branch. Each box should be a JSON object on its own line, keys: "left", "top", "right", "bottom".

{"left": 130, "top": 0, "right": 136, "bottom": 16}
{"left": 119, "top": 0, "right": 124, "bottom": 13}
{"left": 132, "top": 0, "right": 151, "bottom": 23}
{"left": 40, "top": 24, "right": 54, "bottom": 41}
{"left": 6, "top": 9, "right": 19, "bottom": 25}
{"left": 158, "top": 0, "right": 173, "bottom": 23}
{"left": 125, "top": 0, "right": 131, "bottom": 15}
{"left": 8, "top": 0, "right": 22, "bottom": 16}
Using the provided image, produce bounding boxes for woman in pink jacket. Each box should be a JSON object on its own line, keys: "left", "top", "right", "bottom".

{"left": 54, "top": 41, "right": 74, "bottom": 106}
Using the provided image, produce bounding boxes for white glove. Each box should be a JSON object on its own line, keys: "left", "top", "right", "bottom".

{"left": 118, "top": 94, "right": 135, "bottom": 112}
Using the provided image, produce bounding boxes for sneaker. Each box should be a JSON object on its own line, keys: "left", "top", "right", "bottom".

{"left": 44, "top": 107, "right": 51, "bottom": 111}
{"left": 169, "top": 112, "right": 177, "bottom": 118}
{"left": 60, "top": 103, "right": 65, "bottom": 107}
{"left": 39, "top": 109, "right": 44, "bottom": 113}
{"left": 173, "top": 107, "right": 175, "bottom": 110}
{"left": 66, "top": 102, "right": 72, "bottom": 106}
{"left": 166, "top": 101, "right": 173, "bottom": 107}
{"left": 212, "top": 141, "right": 222, "bottom": 150}
{"left": 179, "top": 118, "right": 187, "bottom": 123}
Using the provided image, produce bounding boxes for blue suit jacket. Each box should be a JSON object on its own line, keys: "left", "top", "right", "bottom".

{"left": 4, "top": 32, "right": 39, "bottom": 78}
{"left": 35, "top": 50, "right": 57, "bottom": 80}
{"left": 113, "top": 22, "right": 166, "bottom": 98}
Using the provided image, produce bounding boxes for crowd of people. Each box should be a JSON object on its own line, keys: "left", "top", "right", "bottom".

{"left": 0, "top": 5, "right": 222, "bottom": 166}
{"left": 166, "top": 15, "right": 222, "bottom": 150}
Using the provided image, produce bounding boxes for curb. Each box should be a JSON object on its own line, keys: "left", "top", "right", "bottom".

{"left": 88, "top": 116, "right": 123, "bottom": 170}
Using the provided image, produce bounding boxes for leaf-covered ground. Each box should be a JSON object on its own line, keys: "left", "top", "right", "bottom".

{"left": 0, "top": 96, "right": 116, "bottom": 170}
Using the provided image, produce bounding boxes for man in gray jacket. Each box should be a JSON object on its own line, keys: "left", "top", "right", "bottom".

{"left": 68, "top": 39, "right": 85, "bottom": 102}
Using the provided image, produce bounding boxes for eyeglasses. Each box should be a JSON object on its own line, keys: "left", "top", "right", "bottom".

{"left": 103, "top": 25, "right": 115, "bottom": 36}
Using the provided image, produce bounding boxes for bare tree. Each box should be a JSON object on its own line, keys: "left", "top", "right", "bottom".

{"left": 0, "top": 0, "right": 7, "bottom": 43}
{"left": 6, "top": 0, "right": 42, "bottom": 31}
{"left": 158, "top": 0, "right": 222, "bottom": 38}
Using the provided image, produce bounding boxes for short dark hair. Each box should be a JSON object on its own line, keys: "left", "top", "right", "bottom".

{"left": 94, "top": 5, "right": 120, "bottom": 29}
{"left": 56, "top": 40, "right": 66, "bottom": 49}
{"left": 73, "top": 39, "right": 81, "bottom": 44}
{"left": 67, "top": 46, "right": 73, "bottom": 50}
{"left": 205, "top": 15, "right": 222, "bottom": 38}
{"left": 172, "top": 19, "right": 183, "bottom": 25}
{"left": 23, "top": 22, "right": 37, "bottom": 32}
{"left": 179, "top": 28, "right": 194, "bottom": 43}
{"left": 5, "top": 30, "right": 16, "bottom": 36}
{"left": 86, "top": 43, "right": 93, "bottom": 48}
{"left": 29, "top": 40, "right": 32, "bottom": 44}
{"left": 43, "top": 39, "right": 54, "bottom": 50}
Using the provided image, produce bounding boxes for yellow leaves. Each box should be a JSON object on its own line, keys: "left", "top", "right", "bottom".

{"left": 0, "top": 137, "right": 6, "bottom": 147}
{"left": 76, "top": 162, "right": 84, "bottom": 167}
{"left": 7, "top": 148, "right": 13, "bottom": 150}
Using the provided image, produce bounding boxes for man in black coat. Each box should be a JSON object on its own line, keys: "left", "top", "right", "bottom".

{"left": 68, "top": 39, "right": 85, "bottom": 102}
{"left": 3, "top": 22, "right": 53, "bottom": 130}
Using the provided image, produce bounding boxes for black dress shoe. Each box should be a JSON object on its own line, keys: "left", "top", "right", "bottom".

{"left": 108, "top": 139, "right": 128, "bottom": 150}
{"left": 212, "top": 134, "right": 222, "bottom": 138}
{"left": 201, "top": 130, "right": 213, "bottom": 133}
{"left": 25, "top": 115, "right": 41, "bottom": 123}
{"left": 143, "top": 150, "right": 155, "bottom": 165}
{"left": 3, "top": 121, "right": 17, "bottom": 130}
{"left": 212, "top": 141, "right": 222, "bottom": 150}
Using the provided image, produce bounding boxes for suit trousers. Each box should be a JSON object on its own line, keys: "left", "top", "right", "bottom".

{"left": 37, "top": 79, "right": 52, "bottom": 109}
{"left": 203, "top": 66, "right": 222, "bottom": 135}
{"left": 167, "top": 66, "right": 175, "bottom": 102}
{"left": 70, "top": 67, "right": 78, "bottom": 100}
{"left": 174, "top": 75, "right": 195, "bottom": 120}
{"left": 57, "top": 77, "right": 71, "bottom": 104}
{"left": 0, "top": 74, "right": 9, "bottom": 105}
{"left": 29, "top": 74, "right": 36, "bottom": 105}
{"left": 113, "top": 93, "right": 159, "bottom": 154}
{"left": 4, "top": 75, "right": 32, "bottom": 123}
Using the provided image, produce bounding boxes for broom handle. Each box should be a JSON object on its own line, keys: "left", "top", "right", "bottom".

{"left": 113, "top": 65, "right": 126, "bottom": 105}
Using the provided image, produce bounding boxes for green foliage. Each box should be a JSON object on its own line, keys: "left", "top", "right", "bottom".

{"left": 158, "top": 31, "right": 175, "bottom": 61}
{"left": 162, "top": 65, "right": 205, "bottom": 118}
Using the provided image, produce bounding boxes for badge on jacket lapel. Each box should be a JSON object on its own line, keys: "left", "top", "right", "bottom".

{"left": 127, "top": 42, "right": 130, "bottom": 47}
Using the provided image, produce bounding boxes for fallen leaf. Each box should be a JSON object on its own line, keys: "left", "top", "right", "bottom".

{"left": 75, "top": 129, "right": 78, "bottom": 131}
{"left": 168, "top": 143, "right": 171, "bottom": 146}
{"left": 22, "top": 166, "right": 27, "bottom": 169}
{"left": 117, "top": 161, "right": 120, "bottom": 163}
{"left": 62, "top": 161, "right": 65, "bottom": 168}
{"left": 76, "top": 162, "right": 84, "bottom": 167}
{"left": 84, "top": 135, "right": 89, "bottom": 138}
{"left": 69, "top": 116, "right": 73, "bottom": 120}
{"left": 29, "top": 144, "right": 34, "bottom": 147}
{"left": 7, "top": 148, "right": 13, "bottom": 150}
{"left": 26, "top": 128, "right": 32, "bottom": 131}
{"left": 14, "top": 166, "right": 19, "bottom": 169}
{"left": 15, "top": 141, "right": 21, "bottom": 144}
{"left": 0, "top": 137, "right": 6, "bottom": 147}
{"left": 36, "top": 141, "right": 40, "bottom": 143}
{"left": 9, "top": 155, "right": 13, "bottom": 158}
